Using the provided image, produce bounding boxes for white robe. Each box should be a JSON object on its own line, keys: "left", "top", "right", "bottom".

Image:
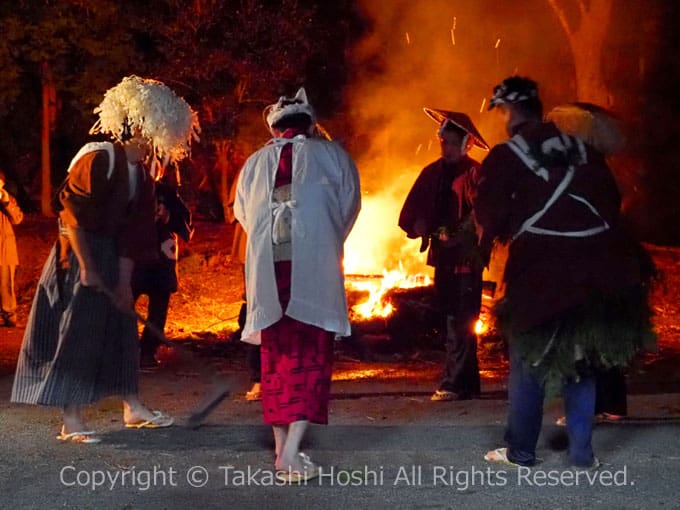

{"left": 234, "top": 136, "right": 361, "bottom": 344}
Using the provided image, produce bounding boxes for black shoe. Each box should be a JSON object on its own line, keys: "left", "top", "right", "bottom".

{"left": 140, "top": 355, "right": 159, "bottom": 370}
{"left": 2, "top": 318, "right": 16, "bottom": 327}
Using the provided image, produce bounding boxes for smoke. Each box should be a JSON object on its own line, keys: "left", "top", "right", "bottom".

{"left": 343, "top": 0, "right": 561, "bottom": 274}
{"left": 342, "top": 0, "right": 668, "bottom": 269}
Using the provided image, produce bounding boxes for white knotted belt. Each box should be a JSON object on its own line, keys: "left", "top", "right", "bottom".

{"left": 271, "top": 198, "right": 297, "bottom": 245}
{"left": 267, "top": 135, "right": 306, "bottom": 245}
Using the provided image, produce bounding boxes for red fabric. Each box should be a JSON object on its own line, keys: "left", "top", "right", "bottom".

{"left": 273, "top": 127, "right": 304, "bottom": 187}
{"left": 260, "top": 128, "right": 334, "bottom": 426}
{"left": 260, "top": 309, "right": 334, "bottom": 426}
{"left": 275, "top": 144, "right": 293, "bottom": 187}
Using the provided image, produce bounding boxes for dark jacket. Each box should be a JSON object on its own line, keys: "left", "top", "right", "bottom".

{"left": 474, "top": 121, "right": 643, "bottom": 332}
{"left": 399, "top": 156, "right": 480, "bottom": 268}
{"left": 56, "top": 144, "right": 157, "bottom": 263}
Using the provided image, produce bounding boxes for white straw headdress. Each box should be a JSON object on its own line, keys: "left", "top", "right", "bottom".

{"left": 90, "top": 75, "right": 201, "bottom": 165}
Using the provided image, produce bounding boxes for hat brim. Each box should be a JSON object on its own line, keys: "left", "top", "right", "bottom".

{"left": 423, "top": 108, "right": 490, "bottom": 150}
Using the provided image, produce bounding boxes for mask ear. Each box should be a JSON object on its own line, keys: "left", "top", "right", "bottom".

{"left": 294, "top": 87, "right": 308, "bottom": 104}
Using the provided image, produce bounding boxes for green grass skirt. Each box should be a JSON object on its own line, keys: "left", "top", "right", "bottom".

{"left": 495, "top": 285, "right": 656, "bottom": 395}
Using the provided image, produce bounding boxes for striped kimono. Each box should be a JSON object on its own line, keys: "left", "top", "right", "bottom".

{"left": 11, "top": 142, "right": 157, "bottom": 406}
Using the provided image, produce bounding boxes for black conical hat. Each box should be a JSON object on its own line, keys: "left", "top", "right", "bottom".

{"left": 423, "top": 108, "right": 490, "bottom": 150}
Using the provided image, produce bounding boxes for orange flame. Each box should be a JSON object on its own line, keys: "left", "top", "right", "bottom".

{"left": 346, "top": 263, "right": 432, "bottom": 320}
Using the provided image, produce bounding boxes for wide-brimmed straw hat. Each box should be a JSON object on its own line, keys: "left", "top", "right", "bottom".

{"left": 547, "top": 102, "right": 625, "bottom": 156}
{"left": 423, "top": 108, "right": 489, "bottom": 150}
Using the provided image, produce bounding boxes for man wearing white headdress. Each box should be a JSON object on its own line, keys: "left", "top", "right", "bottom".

{"left": 12, "top": 76, "right": 200, "bottom": 443}
{"left": 235, "top": 87, "right": 360, "bottom": 481}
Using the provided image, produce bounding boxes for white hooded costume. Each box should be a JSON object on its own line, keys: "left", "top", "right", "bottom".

{"left": 234, "top": 89, "right": 361, "bottom": 344}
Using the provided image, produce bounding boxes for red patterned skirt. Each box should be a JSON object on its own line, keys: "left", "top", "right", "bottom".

{"left": 260, "top": 261, "right": 334, "bottom": 426}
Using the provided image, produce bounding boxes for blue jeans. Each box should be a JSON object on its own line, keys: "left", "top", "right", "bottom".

{"left": 504, "top": 345, "right": 596, "bottom": 467}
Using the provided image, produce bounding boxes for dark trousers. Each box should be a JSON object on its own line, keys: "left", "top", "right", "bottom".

{"left": 234, "top": 301, "right": 260, "bottom": 383}
{"left": 595, "top": 367, "right": 627, "bottom": 416}
{"left": 505, "top": 345, "right": 596, "bottom": 467}
{"left": 134, "top": 289, "right": 171, "bottom": 358}
{"left": 434, "top": 268, "right": 482, "bottom": 395}
{"left": 248, "top": 344, "right": 261, "bottom": 383}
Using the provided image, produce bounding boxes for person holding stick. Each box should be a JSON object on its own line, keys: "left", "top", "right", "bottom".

{"left": 11, "top": 76, "right": 200, "bottom": 443}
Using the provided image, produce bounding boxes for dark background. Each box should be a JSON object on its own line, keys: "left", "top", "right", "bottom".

{"left": 0, "top": 0, "right": 678, "bottom": 244}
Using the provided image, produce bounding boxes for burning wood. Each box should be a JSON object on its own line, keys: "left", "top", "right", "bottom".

{"left": 346, "top": 282, "right": 440, "bottom": 352}
{"left": 346, "top": 268, "right": 432, "bottom": 321}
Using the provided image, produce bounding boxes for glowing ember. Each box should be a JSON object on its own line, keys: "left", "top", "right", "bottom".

{"left": 474, "top": 318, "right": 487, "bottom": 335}
{"left": 332, "top": 368, "right": 386, "bottom": 381}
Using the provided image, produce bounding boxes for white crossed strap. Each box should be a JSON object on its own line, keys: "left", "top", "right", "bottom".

{"left": 67, "top": 142, "right": 115, "bottom": 179}
{"left": 506, "top": 134, "right": 610, "bottom": 242}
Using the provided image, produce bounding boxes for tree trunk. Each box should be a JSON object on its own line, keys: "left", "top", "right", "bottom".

{"left": 569, "top": 0, "right": 613, "bottom": 105}
{"left": 213, "top": 140, "right": 231, "bottom": 221}
{"left": 41, "top": 62, "right": 55, "bottom": 217}
{"left": 548, "top": 0, "right": 613, "bottom": 106}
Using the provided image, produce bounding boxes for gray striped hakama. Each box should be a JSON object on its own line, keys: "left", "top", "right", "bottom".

{"left": 11, "top": 231, "right": 139, "bottom": 406}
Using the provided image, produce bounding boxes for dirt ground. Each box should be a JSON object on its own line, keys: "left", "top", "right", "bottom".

{"left": 1, "top": 215, "right": 680, "bottom": 510}
{"left": 2, "top": 215, "right": 680, "bottom": 394}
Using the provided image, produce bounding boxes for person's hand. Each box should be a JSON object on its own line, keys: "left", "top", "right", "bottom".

{"left": 112, "top": 282, "right": 134, "bottom": 313}
{"left": 413, "top": 219, "right": 428, "bottom": 237}
{"left": 155, "top": 202, "right": 170, "bottom": 224}
{"left": 79, "top": 267, "right": 104, "bottom": 290}
{"left": 0, "top": 188, "right": 8, "bottom": 204}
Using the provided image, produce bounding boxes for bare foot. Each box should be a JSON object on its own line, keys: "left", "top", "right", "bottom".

{"left": 275, "top": 452, "right": 317, "bottom": 474}
{"left": 123, "top": 405, "right": 158, "bottom": 425}
{"left": 275, "top": 453, "right": 303, "bottom": 473}
{"left": 62, "top": 419, "right": 92, "bottom": 435}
